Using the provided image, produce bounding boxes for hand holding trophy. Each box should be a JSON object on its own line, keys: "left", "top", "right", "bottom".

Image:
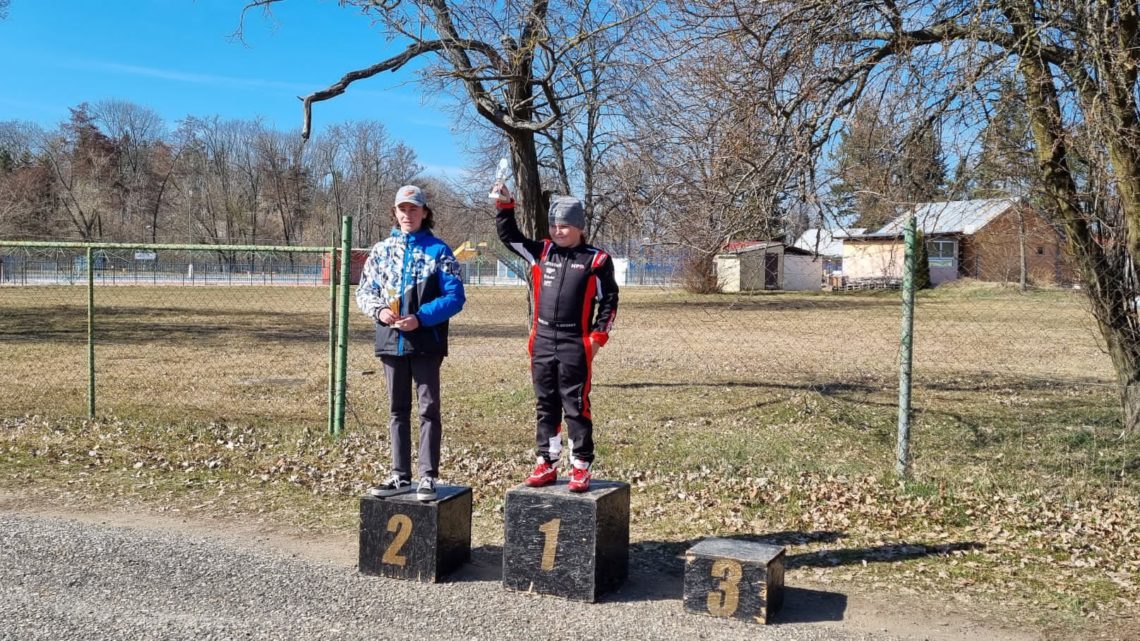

{"left": 386, "top": 286, "right": 401, "bottom": 317}
{"left": 379, "top": 286, "right": 401, "bottom": 326}
{"left": 489, "top": 157, "right": 512, "bottom": 203}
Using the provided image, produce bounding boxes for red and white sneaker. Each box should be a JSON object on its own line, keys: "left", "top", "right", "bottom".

{"left": 568, "top": 465, "right": 592, "bottom": 493}
{"left": 525, "top": 458, "right": 557, "bottom": 487}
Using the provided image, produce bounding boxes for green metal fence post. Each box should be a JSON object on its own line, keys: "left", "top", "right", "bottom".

{"left": 327, "top": 232, "right": 339, "bottom": 436}
{"left": 333, "top": 216, "right": 353, "bottom": 437}
{"left": 896, "top": 213, "right": 917, "bottom": 479}
{"left": 86, "top": 246, "right": 96, "bottom": 419}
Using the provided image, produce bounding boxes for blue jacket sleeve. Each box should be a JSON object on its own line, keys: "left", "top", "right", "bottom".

{"left": 416, "top": 244, "right": 466, "bottom": 327}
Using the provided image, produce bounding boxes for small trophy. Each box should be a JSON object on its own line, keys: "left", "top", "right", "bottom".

{"left": 386, "top": 286, "right": 400, "bottom": 317}
{"left": 488, "top": 157, "right": 510, "bottom": 200}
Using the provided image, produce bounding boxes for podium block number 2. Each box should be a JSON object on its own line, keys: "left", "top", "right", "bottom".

{"left": 538, "top": 518, "right": 561, "bottom": 571}
{"left": 707, "top": 558, "right": 742, "bottom": 617}
{"left": 381, "top": 514, "right": 413, "bottom": 567}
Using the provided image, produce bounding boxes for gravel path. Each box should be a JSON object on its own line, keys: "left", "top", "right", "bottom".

{"left": 0, "top": 511, "right": 916, "bottom": 641}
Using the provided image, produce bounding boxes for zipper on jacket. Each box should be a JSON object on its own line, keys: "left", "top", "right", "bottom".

{"left": 397, "top": 232, "right": 413, "bottom": 356}
{"left": 553, "top": 247, "right": 571, "bottom": 324}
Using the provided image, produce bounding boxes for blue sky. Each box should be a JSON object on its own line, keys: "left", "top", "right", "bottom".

{"left": 0, "top": 0, "right": 471, "bottom": 178}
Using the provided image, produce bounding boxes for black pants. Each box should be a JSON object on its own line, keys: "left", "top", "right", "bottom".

{"left": 530, "top": 328, "right": 594, "bottom": 464}
{"left": 380, "top": 353, "right": 444, "bottom": 480}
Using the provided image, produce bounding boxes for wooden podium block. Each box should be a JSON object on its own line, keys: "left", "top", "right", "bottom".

{"left": 502, "top": 480, "right": 630, "bottom": 602}
{"left": 683, "top": 537, "right": 785, "bottom": 624}
{"left": 358, "top": 485, "right": 472, "bottom": 583}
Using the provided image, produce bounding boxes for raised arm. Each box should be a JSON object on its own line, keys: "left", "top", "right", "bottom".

{"left": 493, "top": 183, "right": 546, "bottom": 265}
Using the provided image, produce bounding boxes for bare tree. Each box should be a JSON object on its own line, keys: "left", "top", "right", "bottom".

{"left": 179, "top": 117, "right": 265, "bottom": 267}
{"left": 594, "top": 20, "right": 797, "bottom": 290}
{"left": 0, "top": 121, "right": 55, "bottom": 240}
{"left": 254, "top": 127, "right": 310, "bottom": 249}
{"left": 240, "top": 0, "right": 649, "bottom": 239}
{"left": 36, "top": 105, "right": 120, "bottom": 241}
{"left": 308, "top": 121, "right": 423, "bottom": 246}
{"left": 828, "top": 98, "right": 947, "bottom": 230}
{"left": 90, "top": 100, "right": 178, "bottom": 242}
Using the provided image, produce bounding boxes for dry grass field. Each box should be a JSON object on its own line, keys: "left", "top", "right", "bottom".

{"left": 1, "top": 282, "right": 1137, "bottom": 639}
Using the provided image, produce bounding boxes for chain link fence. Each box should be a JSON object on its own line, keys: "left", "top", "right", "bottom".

{"left": 0, "top": 233, "right": 1125, "bottom": 483}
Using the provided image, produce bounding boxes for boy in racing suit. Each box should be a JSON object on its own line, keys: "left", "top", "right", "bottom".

{"left": 492, "top": 182, "right": 619, "bottom": 492}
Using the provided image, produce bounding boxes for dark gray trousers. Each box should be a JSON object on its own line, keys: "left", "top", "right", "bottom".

{"left": 380, "top": 353, "right": 444, "bottom": 480}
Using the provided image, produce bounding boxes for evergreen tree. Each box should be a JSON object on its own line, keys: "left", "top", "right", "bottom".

{"left": 829, "top": 100, "right": 947, "bottom": 230}
{"left": 914, "top": 230, "right": 932, "bottom": 290}
{"left": 972, "top": 79, "right": 1035, "bottom": 199}
{"left": 829, "top": 103, "right": 895, "bottom": 229}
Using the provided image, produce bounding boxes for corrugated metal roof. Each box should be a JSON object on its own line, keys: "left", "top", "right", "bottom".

{"left": 793, "top": 227, "right": 866, "bottom": 256}
{"left": 720, "top": 240, "right": 782, "bottom": 254}
{"left": 873, "top": 198, "right": 1018, "bottom": 236}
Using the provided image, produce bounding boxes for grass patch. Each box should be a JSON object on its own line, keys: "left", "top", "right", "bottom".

{"left": 1, "top": 282, "right": 1137, "bottom": 638}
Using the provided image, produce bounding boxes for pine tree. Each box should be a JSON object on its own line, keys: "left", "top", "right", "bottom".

{"left": 829, "top": 100, "right": 947, "bottom": 230}
{"left": 914, "top": 230, "right": 932, "bottom": 290}
{"left": 972, "top": 79, "right": 1035, "bottom": 198}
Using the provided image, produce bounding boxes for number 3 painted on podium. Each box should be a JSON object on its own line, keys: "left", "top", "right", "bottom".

{"left": 707, "top": 558, "right": 742, "bottom": 617}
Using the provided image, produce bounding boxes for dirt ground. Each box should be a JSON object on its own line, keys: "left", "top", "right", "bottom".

{"left": 1, "top": 488, "right": 1098, "bottom": 641}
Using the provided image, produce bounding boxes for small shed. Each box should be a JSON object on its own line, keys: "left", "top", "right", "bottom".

{"left": 782, "top": 246, "right": 824, "bottom": 291}
{"left": 715, "top": 241, "right": 784, "bottom": 292}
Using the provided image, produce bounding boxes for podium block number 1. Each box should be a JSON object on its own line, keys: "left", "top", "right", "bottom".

{"left": 707, "top": 558, "right": 742, "bottom": 617}
{"left": 382, "top": 514, "right": 413, "bottom": 567}
{"left": 538, "top": 518, "right": 561, "bottom": 570}
{"left": 502, "top": 482, "right": 630, "bottom": 601}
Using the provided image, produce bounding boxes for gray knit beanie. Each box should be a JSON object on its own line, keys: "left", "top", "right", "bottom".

{"left": 549, "top": 196, "right": 586, "bottom": 230}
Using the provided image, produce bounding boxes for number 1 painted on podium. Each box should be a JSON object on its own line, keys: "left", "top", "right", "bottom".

{"left": 538, "top": 518, "right": 561, "bottom": 571}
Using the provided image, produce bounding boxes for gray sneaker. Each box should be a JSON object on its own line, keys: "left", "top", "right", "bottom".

{"left": 416, "top": 477, "right": 437, "bottom": 501}
{"left": 369, "top": 474, "right": 412, "bottom": 497}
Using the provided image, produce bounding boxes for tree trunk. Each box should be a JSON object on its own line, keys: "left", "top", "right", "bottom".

{"left": 1017, "top": 208, "right": 1027, "bottom": 292}
{"left": 1008, "top": 1, "right": 1140, "bottom": 434}
{"left": 508, "top": 131, "right": 548, "bottom": 239}
{"left": 1123, "top": 381, "right": 1140, "bottom": 440}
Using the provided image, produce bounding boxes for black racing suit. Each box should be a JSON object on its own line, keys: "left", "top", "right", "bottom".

{"left": 496, "top": 202, "right": 619, "bottom": 465}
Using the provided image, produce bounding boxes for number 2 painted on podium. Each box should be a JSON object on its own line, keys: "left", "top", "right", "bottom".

{"left": 707, "top": 558, "right": 742, "bottom": 617}
{"left": 381, "top": 514, "right": 413, "bottom": 567}
{"left": 538, "top": 518, "right": 561, "bottom": 571}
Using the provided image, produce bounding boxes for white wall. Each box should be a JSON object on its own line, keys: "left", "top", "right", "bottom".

{"left": 611, "top": 257, "right": 629, "bottom": 285}
{"left": 842, "top": 241, "right": 903, "bottom": 280}
{"left": 715, "top": 254, "right": 741, "bottom": 292}
{"left": 784, "top": 255, "right": 822, "bottom": 291}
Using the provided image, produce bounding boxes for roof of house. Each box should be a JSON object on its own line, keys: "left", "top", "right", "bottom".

{"left": 720, "top": 240, "right": 783, "bottom": 254}
{"left": 793, "top": 227, "right": 867, "bottom": 256}
{"left": 867, "top": 197, "right": 1020, "bottom": 238}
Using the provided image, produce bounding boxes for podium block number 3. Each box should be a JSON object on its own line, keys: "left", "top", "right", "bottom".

{"left": 538, "top": 518, "right": 561, "bottom": 571}
{"left": 381, "top": 514, "right": 413, "bottom": 567}
{"left": 707, "top": 558, "right": 742, "bottom": 617}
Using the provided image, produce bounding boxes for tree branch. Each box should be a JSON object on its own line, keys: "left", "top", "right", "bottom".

{"left": 300, "top": 39, "right": 499, "bottom": 139}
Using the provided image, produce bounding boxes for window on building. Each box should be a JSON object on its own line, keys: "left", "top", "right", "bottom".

{"left": 926, "top": 239, "right": 956, "bottom": 268}
{"left": 1036, "top": 246, "right": 1044, "bottom": 255}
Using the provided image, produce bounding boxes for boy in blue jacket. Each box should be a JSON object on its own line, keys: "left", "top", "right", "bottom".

{"left": 356, "top": 185, "right": 466, "bottom": 501}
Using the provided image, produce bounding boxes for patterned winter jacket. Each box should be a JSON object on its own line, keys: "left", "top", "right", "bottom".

{"left": 355, "top": 228, "right": 466, "bottom": 357}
